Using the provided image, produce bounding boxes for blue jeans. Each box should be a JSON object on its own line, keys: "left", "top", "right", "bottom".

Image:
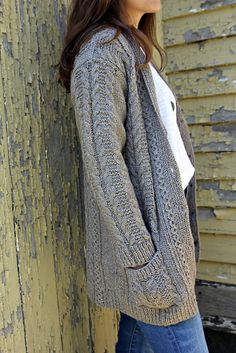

{"left": 115, "top": 311, "right": 209, "bottom": 353}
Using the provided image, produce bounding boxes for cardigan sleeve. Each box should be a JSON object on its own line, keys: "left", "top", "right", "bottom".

{"left": 71, "top": 56, "right": 157, "bottom": 268}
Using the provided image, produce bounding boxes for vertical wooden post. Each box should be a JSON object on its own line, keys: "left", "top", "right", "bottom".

{"left": 0, "top": 0, "right": 92, "bottom": 351}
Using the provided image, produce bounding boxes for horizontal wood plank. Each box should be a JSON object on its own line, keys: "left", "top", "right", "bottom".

{"left": 163, "top": 0, "right": 236, "bottom": 305}
{"left": 200, "top": 233, "right": 236, "bottom": 264}
{"left": 164, "top": 7, "right": 236, "bottom": 46}
{"left": 179, "top": 95, "right": 236, "bottom": 125}
{"left": 201, "top": 316, "right": 236, "bottom": 334}
{"left": 198, "top": 207, "right": 236, "bottom": 235}
{"left": 196, "top": 280, "right": 236, "bottom": 333}
{"left": 165, "top": 36, "right": 236, "bottom": 73}
{"left": 189, "top": 122, "right": 236, "bottom": 152}
{"left": 195, "top": 151, "right": 236, "bottom": 179}
{"left": 196, "top": 261, "right": 236, "bottom": 284}
{"left": 162, "top": 0, "right": 236, "bottom": 20}
{"left": 168, "top": 65, "right": 236, "bottom": 98}
{"left": 196, "top": 180, "right": 236, "bottom": 207}
{"left": 196, "top": 280, "right": 236, "bottom": 318}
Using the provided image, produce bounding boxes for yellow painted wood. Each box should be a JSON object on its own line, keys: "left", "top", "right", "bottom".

{"left": 153, "top": 5, "right": 164, "bottom": 68}
{"left": 200, "top": 233, "right": 236, "bottom": 264}
{"left": 180, "top": 95, "right": 236, "bottom": 125}
{"left": 1, "top": 0, "right": 235, "bottom": 350}
{"left": 166, "top": 36, "right": 236, "bottom": 73}
{"left": 161, "top": 0, "right": 236, "bottom": 292}
{"left": 196, "top": 180, "right": 236, "bottom": 207}
{"left": 0, "top": 0, "right": 92, "bottom": 351}
{"left": 0, "top": 56, "right": 27, "bottom": 353}
{"left": 164, "top": 6, "right": 236, "bottom": 46}
{"left": 195, "top": 152, "right": 236, "bottom": 179}
{"left": 168, "top": 64, "right": 236, "bottom": 99}
{"left": 189, "top": 122, "right": 236, "bottom": 152}
{"left": 89, "top": 304, "right": 120, "bottom": 353}
{"left": 197, "top": 261, "right": 236, "bottom": 285}
{"left": 198, "top": 208, "right": 236, "bottom": 235}
{"left": 163, "top": 0, "right": 236, "bottom": 20}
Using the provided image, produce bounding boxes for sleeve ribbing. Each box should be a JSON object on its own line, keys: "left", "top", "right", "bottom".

{"left": 71, "top": 56, "right": 157, "bottom": 268}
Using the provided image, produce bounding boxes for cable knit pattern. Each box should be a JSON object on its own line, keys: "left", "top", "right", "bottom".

{"left": 70, "top": 27, "right": 201, "bottom": 326}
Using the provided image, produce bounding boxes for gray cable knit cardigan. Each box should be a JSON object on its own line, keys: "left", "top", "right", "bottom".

{"left": 70, "top": 27, "right": 201, "bottom": 326}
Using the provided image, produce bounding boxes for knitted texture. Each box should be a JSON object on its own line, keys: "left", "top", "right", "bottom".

{"left": 70, "top": 27, "right": 201, "bottom": 326}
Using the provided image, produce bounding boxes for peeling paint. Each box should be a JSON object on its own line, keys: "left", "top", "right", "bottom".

{"left": 217, "top": 190, "right": 236, "bottom": 202}
{"left": 2, "top": 33, "right": 13, "bottom": 57}
{"left": 200, "top": 0, "right": 236, "bottom": 10}
{"left": 207, "top": 68, "right": 224, "bottom": 80}
{"left": 0, "top": 0, "right": 235, "bottom": 349}
{"left": 198, "top": 207, "right": 215, "bottom": 219}
{"left": 217, "top": 274, "right": 229, "bottom": 279}
{"left": 1, "top": 270, "right": 6, "bottom": 286}
{"left": 183, "top": 26, "right": 215, "bottom": 43}
{"left": 212, "top": 123, "right": 236, "bottom": 133}
{"left": 0, "top": 0, "right": 93, "bottom": 351}
{"left": 210, "top": 107, "right": 236, "bottom": 123}
{"left": 219, "top": 77, "right": 229, "bottom": 82}
{"left": 0, "top": 323, "right": 14, "bottom": 337}
{"left": 189, "top": 8, "right": 198, "bottom": 13}
{"left": 16, "top": 305, "right": 23, "bottom": 321}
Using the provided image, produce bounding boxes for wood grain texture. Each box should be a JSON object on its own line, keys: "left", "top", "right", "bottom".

{"left": 189, "top": 122, "right": 236, "bottom": 152}
{"left": 0, "top": 55, "right": 27, "bottom": 353}
{"left": 166, "top": 36, "right": 236, "bottom": 73}
{"left": 199, "top": 233, "right": 236, "bottom": 263}
{"left": 180, "top": 95, "right": 236, "bottom": 125}
{"left": 168, "top": 65, "right": 236, "bottom": 98}
{"left": 196, "top": 281, "right": 236, "bottom": 318}
{"left": 195, "top": 152, "right": 236, "bottom": 179}
{"left": 196, "top": 261, "right": 236, "bottom": 284}
{"left": 1, "top": 0, "right": 236, "bottom": 348}
{"left": 196, "top": 180, "right": 236, "bottom": 207}
{"left": 161, "top": 0, "right": 236, "bottom": 289}
{"left": 162, "top": 0, "right": 236, "bottom": 20}
{"left": 196, "top": 280, "right": 236, "bottom": 333}
{"left": 164, "top": 6, "right": 236, "bottom": 46}
{"left": 0, "top": 0, "right": 93, "bottom": 351}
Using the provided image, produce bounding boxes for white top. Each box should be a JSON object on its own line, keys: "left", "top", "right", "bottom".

{"left": 148, "top": 62, "right": 195, "bottom": 191}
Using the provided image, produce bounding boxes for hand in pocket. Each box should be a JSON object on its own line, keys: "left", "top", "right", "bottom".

{"left": 127, "top": 262, "right": 149, "bottom": 270}
{"left": 126, "top": 252, "right": 178, "bottom": 309}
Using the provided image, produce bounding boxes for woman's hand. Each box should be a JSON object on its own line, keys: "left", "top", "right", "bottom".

{"left": 127, "top": 262, "right": 148, "bottom": 270}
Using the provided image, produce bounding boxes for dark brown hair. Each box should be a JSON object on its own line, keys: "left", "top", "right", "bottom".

{"left": 55, "top": 0, "right": 167, "bottom": 93}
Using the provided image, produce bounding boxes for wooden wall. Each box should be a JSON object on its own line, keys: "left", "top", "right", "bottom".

{"left": 1, "top": 1, "right": 235, "bottom": 351}
{"left": 161, "top": 0, "right": 236, "bottom": 333}
{"left": 0, "top": 0, "right": 120, "bottom": 352}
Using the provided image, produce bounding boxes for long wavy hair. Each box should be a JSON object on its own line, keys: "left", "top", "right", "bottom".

{"left": 55, "top": 0, "right": 167, "bottom": 93}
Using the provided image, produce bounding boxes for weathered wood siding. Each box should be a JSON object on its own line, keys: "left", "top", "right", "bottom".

{"left": 1, "top": 0, "right": 235, "bottom": 350}
{"left": 0, "top": 1, "right": 119, "bottom": 352}
{"left": 162, "top": 1, "right": 236, "bottom": 286}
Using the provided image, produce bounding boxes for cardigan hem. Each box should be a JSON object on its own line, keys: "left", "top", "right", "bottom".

{"left": 87, "top": 285, "right": 200, "bottom": 326}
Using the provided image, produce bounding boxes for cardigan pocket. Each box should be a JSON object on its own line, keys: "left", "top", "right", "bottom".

{"left": 126, "top": 251, "right": 178, "bottom": 309}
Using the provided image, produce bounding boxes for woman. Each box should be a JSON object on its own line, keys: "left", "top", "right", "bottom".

{"left": 57, "top": 0, "right": 209, "bottom": 352}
